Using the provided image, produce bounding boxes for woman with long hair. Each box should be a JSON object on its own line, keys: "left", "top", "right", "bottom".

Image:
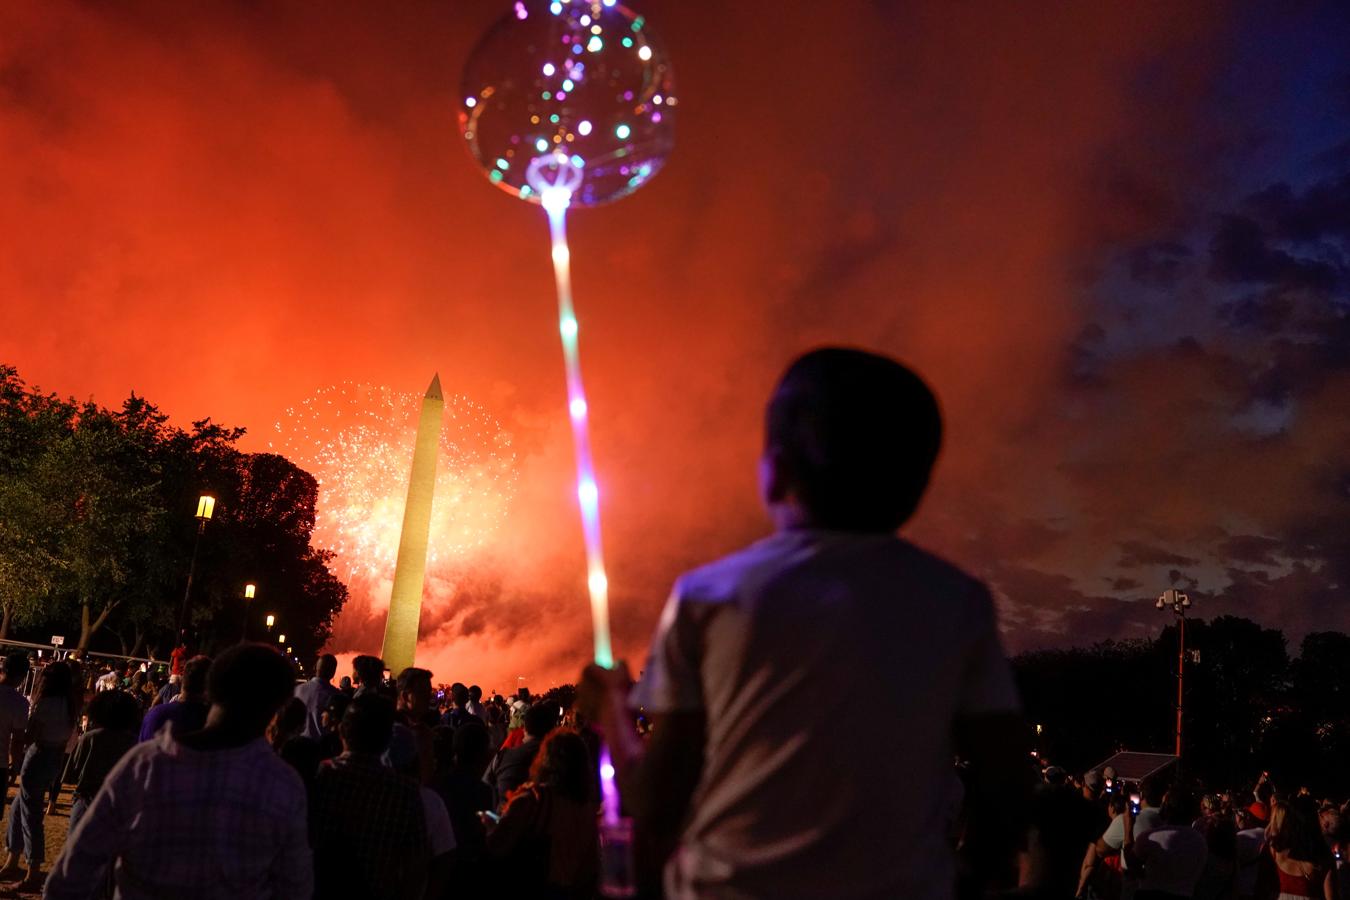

{"left": 1264, "top": 799, "right": 1334, "bottom": 900}
{"left": 486, "top": 728, "right": 599, "bottom": 899}
{"left": 0, "top": 661, "right": 82, "bottom": 890}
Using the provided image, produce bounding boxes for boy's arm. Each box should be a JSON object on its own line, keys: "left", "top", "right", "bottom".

{"left": 633, "top": 710, "right": 705, "bottom": 864}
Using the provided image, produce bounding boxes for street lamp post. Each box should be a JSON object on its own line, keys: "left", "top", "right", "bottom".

{"left": 1156, "top": 588, "right": 1193, "bottom": 759}
{"left": 177, "top": 495, "right": 215, "bottom": 639}
{"left": 241, "top": 583, "right": 257, "bottom": 642}
{"left": 265, "top": 614, "right": 275, "bottom": 633}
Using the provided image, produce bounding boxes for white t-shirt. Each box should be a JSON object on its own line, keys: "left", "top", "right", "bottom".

{"left": 0, "top": 685, "right": 29, "bottom": 767}
{"left": 1103, "top": 807, "right": 1162, "bottom": 852}
{"left": 1133, "top": 824, "right": 1208, "bottom": 895}
{"left": 420, "top": 786, "right": 456, "bottom": 858}
{"left": 630, "top": 530, "right": 1019, "bottom": 900}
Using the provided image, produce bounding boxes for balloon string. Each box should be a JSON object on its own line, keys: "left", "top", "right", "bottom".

{"left": 542, "top": 192, "right": 621, "bottom": 824}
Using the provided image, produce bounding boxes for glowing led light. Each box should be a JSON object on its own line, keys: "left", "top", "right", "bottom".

{"left": 514, "top": 1, "right": 527, "bottom": 19}
{"left": 559, "top": 315, "right": 578, "bottom": 338}
{"left": 552, "top": 241, "right": 570, "bottom": 266}
{"left": 603, "top": 0, "right": 617, "bottom": 6}
{"left": 569, "top": 397, "right": 588, "bottom": 419}
{"left": 588, "top": 570, "right": 608, "bottom": 595}
{"left": 495, "top": 158, "right": 510, "bottom": 170}
{"left": 578, "top": 120, "right": 593, "bottom": 136}
{"left": 580, "top": 14, "right": 591, "bottom": 25}
{"left": 549, "top": 0, "right": 562, "bottom": 14}
{"left": 489, "top": 169, "right": 504, "bottom": 183}
{"left": 590, "top": 24, "right": 602, "bottom": 35}
{"left": 578, "top": 478, "right": 599, "bottom": 509}
{"left": 638, "top": 44, "right": 653, "bottom": 61}
{"left": 572, "top": 43, "right": 582, "bottom": 55}
{"left": 536, "top": 138, "right": 549, "bottom": 152}
{"left": 622, "top": 36, "right": 633, "bottom": 48}
{"left": 465, "top": 97, "right": 477, "bottom": 108}
{"left": 562, "top": 78, "right": 575, "bottom": 91}
{"left": 653, "top": 94, "right": 663, "bottom": 105}
{"left": 542, "top": 62, "right": 556, "bottom": 77}
{"left": 550, "top": 113, "right": 560, "bottom": 123}
{"left": 587, "top": 35, "right": 603, "bottom": 52}
{"left": 600, "top": 761, "right": 616, "bottom": 780}
{"left": 615, "top": 123, "right": 631, "bottom": 139}
{"left": 570, "top": 154, "right": 584, "bottom": 167}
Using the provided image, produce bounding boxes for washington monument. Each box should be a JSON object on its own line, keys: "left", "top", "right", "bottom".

{"left": 381, "top": 374, "right": 442, "bottom": 673}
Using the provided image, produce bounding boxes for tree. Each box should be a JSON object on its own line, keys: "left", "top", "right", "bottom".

{"left": 39, "top": 403, "right": 165, "bottom": 650}
{"left": 0, "top": 367, "right": 77, "bottom": 637}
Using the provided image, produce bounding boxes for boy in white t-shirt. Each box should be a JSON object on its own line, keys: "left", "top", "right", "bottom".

{"left": 584, "top": 347, "right": 1029, "bottom": 899}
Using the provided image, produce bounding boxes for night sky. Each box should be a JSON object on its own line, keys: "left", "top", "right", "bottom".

{"left": 3, "top": 2, "right": 1349, "bottom": 688}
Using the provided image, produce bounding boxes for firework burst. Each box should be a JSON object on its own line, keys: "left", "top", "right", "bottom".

{"left": 271, "top": 382, "right": 518, "bottom": 589}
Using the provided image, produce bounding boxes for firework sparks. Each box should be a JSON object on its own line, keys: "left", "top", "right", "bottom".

{"left": 271, "top": 382, "right": 518, "bottom": 591}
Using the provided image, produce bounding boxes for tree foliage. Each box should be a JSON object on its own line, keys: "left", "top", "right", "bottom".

{"left": 1012, "top": 613, "right": 1350, "bottom": 796}
{"left": 0, "top": 365, "right": 346, "bottom": 661}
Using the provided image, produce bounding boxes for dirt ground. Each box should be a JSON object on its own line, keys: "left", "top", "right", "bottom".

{"left": 0, "top": 783, "right": 76, "bottom": 898}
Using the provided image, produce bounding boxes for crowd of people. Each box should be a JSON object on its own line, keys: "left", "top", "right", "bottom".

{"left": 2, "top": 346, "right": 1332, "bottom": 899}
{"left": 1011, "top": 761, "right": 1349, "bottom": 900}
{"left": 0, "top": 646, "right": 607, "bottom": 899}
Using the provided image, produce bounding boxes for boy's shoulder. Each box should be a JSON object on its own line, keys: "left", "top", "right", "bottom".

{"left": 675, "top": 531, "right": 990, "bottom": 608}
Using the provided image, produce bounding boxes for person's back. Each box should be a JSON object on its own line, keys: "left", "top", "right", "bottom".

{"left": 45, "top": 644, "right": 311, "bottom": 900}
{"left": 0, "top": 653, "right": 31, "bottom": 783}
{"left": 601, "top": 348, "right": 1026, "bottom": 900}
{"left": 635, "top": 531, "right": 1013, "bottom": 897}
{"left": 295, "top": 654, "right": 340, "bottom": 741}
{"left": 138, "top": 655, "right": 211, "bottom": 742}
{"left": 311, "top": 693, "right": 429, "bottom": 900}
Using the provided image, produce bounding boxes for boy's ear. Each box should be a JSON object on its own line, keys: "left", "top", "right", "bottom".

{"left": 759, "top": 449, "right": 792, "bottom": 505}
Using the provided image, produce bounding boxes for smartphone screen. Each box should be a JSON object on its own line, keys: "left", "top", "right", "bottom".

{"left": 1130, "top": 793, "right": 1141, "bottom": 814}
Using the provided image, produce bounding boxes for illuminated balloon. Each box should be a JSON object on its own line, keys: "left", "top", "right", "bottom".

{"left": 460, "top": 0, "right": 676, "bottom": 207}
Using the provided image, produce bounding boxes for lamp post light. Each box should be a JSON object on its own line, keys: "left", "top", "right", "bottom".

{"left": 241, "top": 584, "right": 257, "bottom": 643}
{"left": 278, "top": 633, "right": 286, "bottom": 645}
{"left": 1156, "top": 588, "right": 1193, "bottom": 759}
{"left": 177, "top": 494, "right": 215, "bottom": 638}
{"left": 265, "top": 614, "right": 275, "bottom": 632}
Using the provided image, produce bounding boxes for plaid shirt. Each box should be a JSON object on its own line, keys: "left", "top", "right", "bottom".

{"left": 45, "top": 730, "right": 312, "bottom": 900}
{"left": 311, "top": 752, "right": 429, "bottom": 900}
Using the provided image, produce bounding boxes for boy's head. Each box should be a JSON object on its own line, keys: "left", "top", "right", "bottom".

{"left": 762, "top": 348, "right": 942, "bottom": 533}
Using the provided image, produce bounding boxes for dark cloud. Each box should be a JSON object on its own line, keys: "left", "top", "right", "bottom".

{"left": 4, "top": 1, "right": 1350, "bottom": 683}
{"left": 1118, "top": 541, "right": 1200, "bottom": 569}
{"left": 1128, "top": 240, "right": 1193, "bottom": 287}
{"left": 1207, "top": 215, "right": 1339, "bottom": 290}
{"left": 1249, "top": 174, "right": 1350, "bottom": 243}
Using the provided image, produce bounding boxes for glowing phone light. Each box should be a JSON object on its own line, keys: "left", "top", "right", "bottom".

{"left": 569, "top": 397, "right": 588, "bottom": 419}
{"left": 578, "top": 119, "right": 593, "bottom": 136}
